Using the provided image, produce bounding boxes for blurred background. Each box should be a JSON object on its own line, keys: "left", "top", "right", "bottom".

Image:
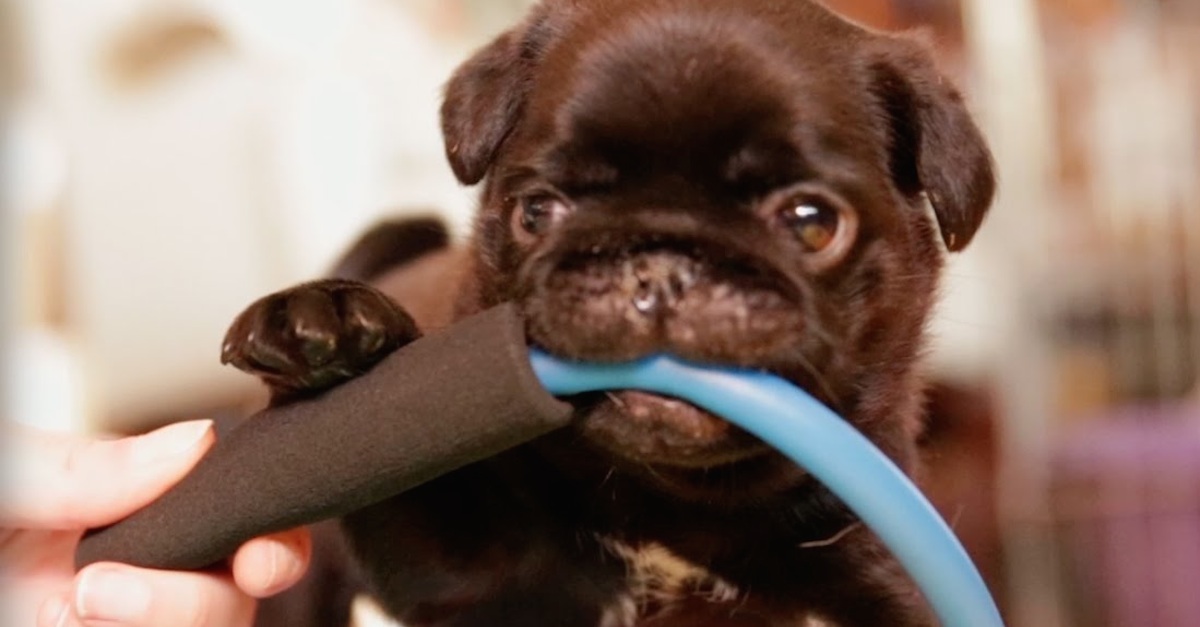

{"left": 2, "top": 0, "right": 1198, "bottom": 626}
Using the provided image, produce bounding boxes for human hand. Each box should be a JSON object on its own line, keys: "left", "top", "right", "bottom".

{"left": 1, "top": 420, "right": 312, "bottom": 627}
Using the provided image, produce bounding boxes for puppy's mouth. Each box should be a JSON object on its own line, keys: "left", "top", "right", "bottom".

{"left": 579, "top": 389, "right": 770, "bottom": 468}
{"left": 519, "top": 235, "right": 831, "bottom": 477}
{"left": 550, "top": 386, "right": 814, "bottom": 502}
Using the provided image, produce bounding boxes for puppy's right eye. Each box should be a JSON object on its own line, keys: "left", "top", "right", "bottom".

{"left": 515, "top": 194, "right": 572, "bottom": 239}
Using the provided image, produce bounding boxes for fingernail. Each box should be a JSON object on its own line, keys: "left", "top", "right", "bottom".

{"left": 257, "top": 541, "right": 287, "bottom": 595}
{"left": 267, "top": 541, "right": 283, "bottom": 585}
{"left": 56, "top": 603, "right": 72, "bottom": 627}
{"left": 75, "top": 567, "right": 152, "bottom": 623}
{"left": 131, "top": 420, "right": 213, "bottom": 465}
{"left": 266, "top": 538, "right": 309, "bottom": 593}
{"left": 242, "top": 539, "right": 287, "bottom": 595}
{"left": 37, "top": 594, "right": 69, "bottom": 627}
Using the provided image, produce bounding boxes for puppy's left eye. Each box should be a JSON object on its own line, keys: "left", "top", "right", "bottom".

{"left": 782, "top": 200, "right": 840, "bottom": 252}
{"left": 515, "top": 194, "right": 573, "bottom": 240}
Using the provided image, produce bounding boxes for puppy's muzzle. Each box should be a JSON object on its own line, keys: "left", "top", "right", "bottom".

{"left": 519, "top": 226, "right": 818, "bottom": 468}
{"left": 520, "top": 226, "right": 810, "bottom": 368}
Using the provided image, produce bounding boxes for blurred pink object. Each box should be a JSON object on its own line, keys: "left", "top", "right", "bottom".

{"left": 1051, "top": 404, "right": 1200, "bottom": 627}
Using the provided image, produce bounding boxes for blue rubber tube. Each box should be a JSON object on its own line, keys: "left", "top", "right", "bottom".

{"left": 529, "top": 350, "right": 1005, "bottom": 627}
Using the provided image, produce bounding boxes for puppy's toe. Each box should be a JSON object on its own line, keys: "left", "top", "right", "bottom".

{"left": 285, "top": 287, "right": 341, "bottom": 368}
{"left": 338, "top": 286, "right": 416, "bottom": 359}
{"left": 223, "top": 294, "right": 293, "bottom": 376}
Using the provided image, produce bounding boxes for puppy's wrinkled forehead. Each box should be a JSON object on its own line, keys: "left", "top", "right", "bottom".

{"left": 443, "top": 0, "right": 994, "bottom": 251}
{"left": 516, "top": 1, "right": 885, "bottom": 191}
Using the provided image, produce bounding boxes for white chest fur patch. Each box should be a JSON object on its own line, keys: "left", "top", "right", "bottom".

{"left": 350, "top": 595, "right": 404, "bottom": 627}
{"left": 600, "top": 536, "right": 741, "bottom": 620}
{"left": 350, "top": 590, "right": 836, "bottom": 627}
{"left": 348, "top": 545, "right": 738, "bottom": 627}
{"left": 348, "top": 541, "right": 743, "bottom": 626}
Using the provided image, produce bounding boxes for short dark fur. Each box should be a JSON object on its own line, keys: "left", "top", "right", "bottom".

{"left": 226, "top": 1, "right": 995, "bottom": 625}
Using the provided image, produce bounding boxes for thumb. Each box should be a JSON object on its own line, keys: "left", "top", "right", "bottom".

{"left": 2, "top": 420, "right": 215, "bottom": 529}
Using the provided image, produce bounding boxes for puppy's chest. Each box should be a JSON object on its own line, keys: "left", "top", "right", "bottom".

{"left": 598, "top": 536, "right": 743, "bottom": 624}
{"left": 347, "top": 541, "right": 746, "bottom": 627}
{"left": 349, "top": 541, "right": 834, "bottom": 627}
{"left": 597, "top": 538, "right": 836, "bottom": 627}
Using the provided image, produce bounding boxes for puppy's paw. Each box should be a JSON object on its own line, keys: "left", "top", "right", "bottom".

{"left": 222, "top": 279, "right": 419, "bottom": 400}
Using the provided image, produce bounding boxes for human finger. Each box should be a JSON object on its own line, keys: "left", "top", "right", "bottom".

{"left": 2, "top": 421, "right": 214, "bottom": 529}
{"left": 59, "top": 562, "right": 256, "bottom": 627}
{"left": 230, "top": 527, "right": 313, "bottom": 598}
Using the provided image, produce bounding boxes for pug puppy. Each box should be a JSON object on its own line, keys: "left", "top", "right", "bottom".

{"left": 223, "top": 0, "right": 995, "bottom": 625}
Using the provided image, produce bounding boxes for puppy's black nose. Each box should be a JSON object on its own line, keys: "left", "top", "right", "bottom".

{"left": 627, "top": 252, "right": 698, "bottom": 316}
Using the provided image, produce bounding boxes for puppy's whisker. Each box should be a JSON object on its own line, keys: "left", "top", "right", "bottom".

{"left": 927, "top": 317, "right": 999, "bottom": 330}
{"left": 791, "top": 352, "right": 844, "bottom": 414}
{"left": 799, "top": 523, "right": 863, "bottom": 549}
{"left": 640, "top": 462, "right": 668, "bottom": 483}
{"left": 599, "top": 466, "right": 617, "bottom": 489}
{"left": 606, "top": 392, "right": 629, "bottom": 410}
{"left": 949, "top": 504, "right": 966, "bottom": 531}
{"left": 804, "top": 323, "right": 839, "bottom": 348}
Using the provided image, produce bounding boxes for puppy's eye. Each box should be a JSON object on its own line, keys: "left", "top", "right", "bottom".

{"left": 515, "top": 194, "right": 572, "bottom": 239}
{"left": 774, "top": 193, "right": 857, "bottom": 269}
{"left": 781, "top": 200, "right": 840, "bottom": 252}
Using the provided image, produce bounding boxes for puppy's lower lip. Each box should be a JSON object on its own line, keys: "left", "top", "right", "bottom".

{"left": 599, "top": 390, "right": 770, "bottom": 467}
{"left": 612, "top": 390, "right": 731, "bottom": 438}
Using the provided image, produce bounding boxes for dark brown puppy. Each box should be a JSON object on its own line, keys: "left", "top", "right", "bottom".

{"left": 224, "top": 0, "right": 995, "bottom": 625}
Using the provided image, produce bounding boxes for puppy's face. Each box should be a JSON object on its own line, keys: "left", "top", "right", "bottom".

{"left": 443, "top": 0, "right": 994, "bottom": 500}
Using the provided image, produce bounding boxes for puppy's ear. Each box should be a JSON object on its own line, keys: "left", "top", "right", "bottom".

{"left": 869, "top": 39, "right": 996, "bottom": 252}
{"left": 441, "top": 28, "right": 533, "bottom": 186}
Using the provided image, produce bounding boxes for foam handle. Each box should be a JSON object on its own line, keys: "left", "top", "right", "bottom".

{"left": 75, "top": 303, "right": 573, "bottom": 571}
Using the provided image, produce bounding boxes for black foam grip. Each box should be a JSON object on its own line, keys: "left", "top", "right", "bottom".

{"left": 75, "top": 303, "right": 572, "bottom": 571}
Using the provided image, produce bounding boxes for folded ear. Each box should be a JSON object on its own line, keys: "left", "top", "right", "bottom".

{"left": 869, "top": 38, "right": 997, "bottom": 252}
{"left": 440, "top": 28, "right": 529, "bottom": 185}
